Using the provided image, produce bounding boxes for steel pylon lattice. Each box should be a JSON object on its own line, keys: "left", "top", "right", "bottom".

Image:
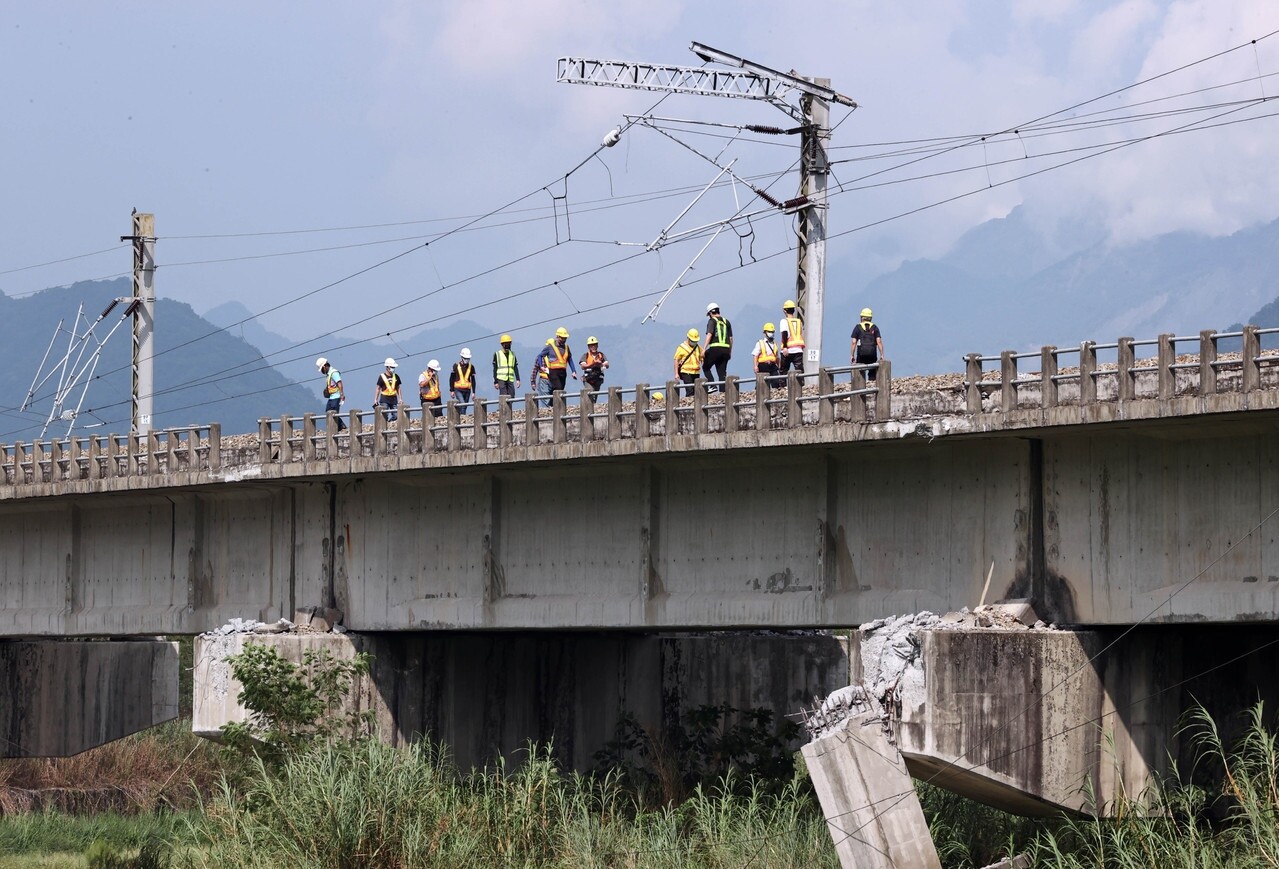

{"left": 557, "top": 57, "right": 802, "bottom": 118}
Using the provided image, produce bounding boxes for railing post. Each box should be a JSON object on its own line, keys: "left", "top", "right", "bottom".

{"left": 69, "top": 437, "right": 83, "bottom": 481}
{"left": 850, "top": 367, "right": 866, "bottom": 423}
{"left": 49, "top": 439, "right": 63, "bottom": 482}
{"left": 147, "top": 431, "right": 162, "bottom": 475}
{"left": 755, "top": 373, "right": 770, "bottom": 431}
{"left": 87, "top": 436, "right": 101, "bottom": 481}
{"left": 552, "top": 393, "right": 567, "bottom": 443}
{"left": 635, "top": 385, "right": 651, "bottom": 438}
{"left": 302, "top": 414, "right": 317, "bottom": 461}
{"left": 664, "top": 380, "right": 678, "bottom": 435}
{"left": 394, "top": 406, "right": 408, "bottom": 455}
{"left": 1000, "top": 351, "right": 1017, "bottom": 413}
{"left": 474, "top": 399, "right": 488, "bottom": 450}
{"left": 208, "top": 424, "right": 221, "bottom": 472}
{"left": 258, "top": 418, "right": 272, "bottom": 464}
{"left": 1242, "top": 325, "right": 1261, "bottom": 393}
{"left": 373, "top": 409, "right": 390, "bottom": 456}
{"left": 105, "top": 436, "right": 119, "bottom": 479}
{"left": 128, "top": 432, "right": 141, "bottom": 476}
{"left": 876, "top": 360, "right": 892, "bottom": 419}
{"left": 1199, "top": 330, "right": 1218, "bottom": 395}
{"left": 165, "top": 429, "right": 179, "bottom": 475}
{"left": 498, "top": 397, "right": 512, "bottom": 448}
{"left": 964, "top": 354, "right": 983, "bottom": 414}
{"left": 1117, "top": 337, "right": 1135, "bottom": 402}
{"left": 524, "top": 393, "right": 539, "bottom": 447}
{"left": 693, "top": 380, "right": 708, "bottom": 434}
{"left": 1157, "top": 333, "right": 1175, "bottom": 400}
{"left": 1079, "top": 342, "right": 1097, "bottom": 405}
{"left": 786, "top": 372, "right": 801, "bottom": 428}
{"left": 818, "top": 368, "right": 834, "bottom": 425}
{"left": 1041, "top": 347, "right": 1058, "bottom": 409}
{"left": 447, "top": 401, "right": 461, "bottom": 451}
{"left": 724, "top": 376, "right": 740, "bottom": 432}
{"left": 578, "top": 392, "right": 592, "bottom": 442}
{"left": 606, "top": 387, "right": 622, "bottom": 440}
{"left": 323, "top": 412, "right": 337, "bottom": 460}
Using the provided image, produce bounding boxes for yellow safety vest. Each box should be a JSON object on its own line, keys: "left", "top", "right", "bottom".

{"left": 783, "top": 315, "right": 804, "bottom": 351}
{"left": 548, "top": 343, "right": 570, "bottom": 370}
{"left": 419, "top": 371, "right": 440, "bottom": 401}
{"left": 453, "top": 363, "right": 474, "bottom": 390}
{"left": 494, "top": 349, "right": 517, "bottom": 382}
{"left": 378, "top": 372, "right": 400, "bottom": 396}
{"left": 754, "top": 339, "right": 777, "bottom": 365}
{"left": 323, "top": 370, "right": 341, "bottom": 397}
{"left": 675, "top": 342, "right": 703, "bottom": 375}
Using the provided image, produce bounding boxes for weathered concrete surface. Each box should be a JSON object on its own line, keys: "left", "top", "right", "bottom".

{"left": 802, "top": 711, "right": 941, "bottom": 869}
{"left": 0, "top": 639, "right": 178, "bottom": 757}
{"left": 194, "top": 630, "right": 849, "bottom": 771}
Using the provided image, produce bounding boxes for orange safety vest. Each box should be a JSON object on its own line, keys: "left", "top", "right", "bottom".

{"left": 547, "top": 343, "right": 570, "bottom": 370}
{"left": 754, "top": 339, "right": 778, "bottom": 365}
{"left": 782, "top": 315, "right": 804, "bottom": 351}
{"left": 419, "top": 371, "right": 440, "bottom": 401}
{"left": 453, "top": 362, "right": 474, "bottom": 390}
{"left": 582, "top": 349, "right": 605, "bottom": 368}
{"left": 378, "top": 372, "right": 401, "bottom": 396}
{"left": 675, "top": 341, "right": 702, "bottom": 375}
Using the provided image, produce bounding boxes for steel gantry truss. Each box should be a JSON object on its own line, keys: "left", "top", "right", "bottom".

{"left": 557, "top": 42, "right": 856, "bottom": 367}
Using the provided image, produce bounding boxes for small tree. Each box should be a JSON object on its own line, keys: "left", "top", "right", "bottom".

{"left": 219, "top": 643, "right": 374, "bottom": 763}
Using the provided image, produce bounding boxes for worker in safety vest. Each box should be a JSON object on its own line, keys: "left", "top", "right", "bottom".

{"left": 579, "top": 336, "right": 609, "bottom": 398}
{"left": 373, "top": 357, "right": 403, "bottom": 422}
{"left": 315, "top": 357, "right": 347, "bottom": 431}
{"left": 418, "top": 359, "right": 443, "bottom": 418}
{"left": 779, "top": 299, "right": 805, "bottom": 376}
{"left": 536, "top": 327, "right": 578, "bottom": 394}
{"left": 702, "top": 301, "right": 733, "bottom": 392}
{"left": 531, "top": 339, "right": 554, "bottom": 408}
{"left": 673, "top": 328, "right": 703, "bottom": 397}
{"left": 752, "top": 324, "right": 780, "bottom": 392}
{"left": 450, "top": 348, "right": 476, "bottom": 413}
{"left": 850, "top": 307, "right": 886, "bottom": 382}
{"left": 492, "top": 335, "right": 521, "bottom": 398}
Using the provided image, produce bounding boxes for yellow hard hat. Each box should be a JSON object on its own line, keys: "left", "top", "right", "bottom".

{"left": 687, "top": 328, "right": 700, "bottom": 340}
{"left": 587, "top": 336, "right": 598, "bottom": 345}
{"left": 500, "top": 334, "right": 512, "bottom": 343}
{"left": 555, "top": 327, "right": 569, "bottom": 339}
{"left": 652, "top": 391, "right": 664, "bottom": 401}
{"left": 783, "top": 299, "right": 796, "bottom": 309}
{"left": 763, "top": 322, "right": 775, "bottom": 332}
{"left": 861, "top": 307, "right": 873, "bottom": 318}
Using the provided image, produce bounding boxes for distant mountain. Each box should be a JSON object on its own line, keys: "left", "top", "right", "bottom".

{"left": 830, "top": 207, "right": 1279, "bottom": 376}
{"left": 0, "top": 279, "right": 312, "bottom": 441}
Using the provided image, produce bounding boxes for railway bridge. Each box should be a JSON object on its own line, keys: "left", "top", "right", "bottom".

{"left": 2, "top": 325, "right": 1277, "bottom": 817}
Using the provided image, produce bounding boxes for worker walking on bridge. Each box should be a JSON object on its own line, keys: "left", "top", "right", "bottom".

{"left": 419, "top": 359, "right": 443, "bottom": 418}
{"left": 702, "top": 302, "right": 732, "bottom": 392}
{"left": 450, "top": 348, "right": 476, "bottom": 413}
{"left": 538, "top": 327, "right": 578, "bottom": 394}
{"left": 752, "top": 324, "right": 779, "bottom": 392}
{"left": 674, "top": 329, "right": 703, "bottom": 397}
{"left": 532, "top": 339, "right": 555, "bottom": 408}
{"left": 779, "top": 300, "right": 805, "bottom": 376}
{"left": 850, "top": 308, "right": 886, "bottom": 381}
{"left": 316, "top": 357, "right": 346, "bottom": 431}
{"left": 493, "top": 335, "right": 521, "bottom": 398}
{"left": 580, "top": 336, "right": 609, "bottom": 398}
{"left": 374, "top": 358, "right": 403, "bottom": 422}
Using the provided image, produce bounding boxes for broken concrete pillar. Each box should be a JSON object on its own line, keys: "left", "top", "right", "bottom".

{"left": 802, "top": 701, "right": 941, "bottom": 869}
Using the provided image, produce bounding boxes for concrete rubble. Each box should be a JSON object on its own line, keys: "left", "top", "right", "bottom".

{"left": 203, "top": 607, "right": 346, "bottom": 637}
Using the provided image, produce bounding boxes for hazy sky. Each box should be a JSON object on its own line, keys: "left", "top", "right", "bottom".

{"left": 2, "top": 1, "right": 1276, "bottom": 358}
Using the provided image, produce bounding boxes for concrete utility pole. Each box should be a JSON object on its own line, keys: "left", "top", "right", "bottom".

{"left": 557, "top": 43, "right": 855, "bottom": 368}
{"left": 123, "top": 212, "right": 156, "bottom": 435}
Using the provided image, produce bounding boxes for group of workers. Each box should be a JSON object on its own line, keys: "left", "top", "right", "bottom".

{"left": 313, "top": 301, "right": 884, "bottom": 424}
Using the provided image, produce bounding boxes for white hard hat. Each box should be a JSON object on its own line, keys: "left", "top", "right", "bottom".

{"left": 460, "top": 347, "right": 472, "bottom": 360}
{"left": 384, "top": 357, "right": 397, "bottom": 368}
{"left": 427, "top": 359, "right": 440, "bottom": 371}
{"left": 706, "top": 301, "right": 720, "bottom": 314}
{"left": 315, "top": 357, "right": 328, "bottom": 369}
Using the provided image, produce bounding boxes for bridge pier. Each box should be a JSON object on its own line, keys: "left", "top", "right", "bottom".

{"left": 0, "top": 639, "right": 178, "bottom": 757}
{"left": 193, "top": 629, "right": 850, "bottom": 771}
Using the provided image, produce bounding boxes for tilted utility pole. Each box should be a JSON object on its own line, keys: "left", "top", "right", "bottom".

{"left": 558, "top": 42, "right": 855, "bottom": 368}
{"left": 122, "top": 211, "right": 156, "bottom": 435}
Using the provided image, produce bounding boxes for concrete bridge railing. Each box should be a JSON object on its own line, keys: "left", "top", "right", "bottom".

{"left": 2, "top": 325, "right": 1277, "bottom": 488}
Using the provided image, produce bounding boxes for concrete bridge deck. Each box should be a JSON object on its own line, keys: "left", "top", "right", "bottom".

{"left": 0, "top": 326, "right": 1275, "bottom": 635}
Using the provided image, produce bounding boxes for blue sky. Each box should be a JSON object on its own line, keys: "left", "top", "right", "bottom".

{"left": 2, "top": 1, "right": 1276, "bottom": 357}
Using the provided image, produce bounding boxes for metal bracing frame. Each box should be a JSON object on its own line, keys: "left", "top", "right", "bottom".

{"left": 557, "top": 58, "right": 802, "bottom": 119}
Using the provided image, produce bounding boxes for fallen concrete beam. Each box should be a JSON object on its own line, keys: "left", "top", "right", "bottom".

{"left": 802, "top": 706, "right": 940, "bottom": 869}
{"left": 0, "top": 639, "right": 178, "bottom": 757}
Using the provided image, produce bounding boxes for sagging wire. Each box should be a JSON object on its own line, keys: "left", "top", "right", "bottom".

{"left": 642, "top": 222, "right": 730, "bottom": 323}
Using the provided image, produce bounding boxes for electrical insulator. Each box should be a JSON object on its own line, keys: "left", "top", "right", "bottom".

{"left": 602, "top": 127, "right": 622, "bottom": 147}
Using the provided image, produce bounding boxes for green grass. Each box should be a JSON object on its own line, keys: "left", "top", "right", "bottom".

{"left": 0, "top": 811, "right": 193, "bottom": 859}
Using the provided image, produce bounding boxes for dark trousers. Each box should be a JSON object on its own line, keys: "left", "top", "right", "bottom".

{"left": 325, "top": 398, "right": 346, "bottom": 430}
{"left": 856, "top": 354, "right": 879, "bottom": 382}
{"left": 583, "top": 376, "right": 604, "bottom": 398}
{"left": 780, "top": 353, "right": 804, "bottom": 376}
{"left": 423, "top": 398, "right": 443, "bottom": 418}
{"left": 547, "top": 368, "right": 568, "bottom": 393}
{"left": 496, "top": 381, "right": 516, "bottom": 398}
{"left": 678, "top": 372, "right": 697, "bottom": 397}
{"left": 702, "top": 347, "right": 730, "bottom": 391}
{"left": 378, "top": 395, "right": 399, "bottom": 421}
{"left": 756, "top": 362, "right": 780, "bottom": 392}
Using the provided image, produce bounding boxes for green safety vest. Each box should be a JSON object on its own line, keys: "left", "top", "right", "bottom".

{"left": 495, "top": 349, "right": 517, "bottom": 382}
{"left": 709, "top": 318, "right": 731, "bottom": 349}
